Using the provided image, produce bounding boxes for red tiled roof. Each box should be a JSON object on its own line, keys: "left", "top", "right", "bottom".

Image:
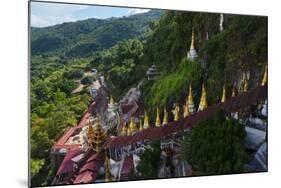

{"left": 56, "top": 148, "right": 83, "bottom": 176}
{"left": 73, "top": 150, "right": 105, "bottom": 184}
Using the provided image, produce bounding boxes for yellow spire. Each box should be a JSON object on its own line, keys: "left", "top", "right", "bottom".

{"left": 129, "top": 117, "right": 137, "bottom": 134}
{"left": 232, "top": 83, "right": 237, "bottom": 97}
{"left": 104, "top": 155, "right": 114, "bottom": 182}
{"left": 261, "top": 64, "right": 268, "bottom": 86}
{"left": 243, "top": 79, "right": 249, "bottom": 92}
{"left": 109, "top": 95, "right": 114, "bottom": 105}
{"left": 198, "top": 83, "right": 208, "bottom": 111}
{"left": 121, "top": 124, "right": 127, "bottom": 136}
{"left": 174, "top": 104, "right": 180, "bottom": 121}
{"left": 162, "top": 108, "right": 168, "bottom": 126}
{"left": 184, "top": 99, "right": 190, "bottom": 118}
{"left": 188, "top": 83, "right": 195, "bottom": 113}
{"left": 127, "top": 124, "right": 132, "bottom": 136}
{"left": 221, "top": 84, "right": 226, "bottom": 103}
{"left": 190, "top": 28, "right": 195, "bottom": 50}
{"left": 139, "top": 119, "right": 144, "bottom": 131}
{"left": 155, "top": 107, "right": 161, "bottom": 127}
{"left": 143, "top": 111, "right": 150, "bottom": 129}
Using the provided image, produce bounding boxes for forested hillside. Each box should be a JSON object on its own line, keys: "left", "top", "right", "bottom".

{"left": 31, "top": 10, "right": 161, "bottom": 56}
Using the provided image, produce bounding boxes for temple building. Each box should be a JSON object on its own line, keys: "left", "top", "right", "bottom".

{"left": 146, "top": 64, "right": 160, "bottom": 80}
{"left": 187, "top": 29, "right": 198, "bottom": 61}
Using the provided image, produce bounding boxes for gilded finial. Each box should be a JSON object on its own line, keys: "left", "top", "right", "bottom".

{"left": 162, "top": 108, "right": 168, "bottom": 126}
{"left": 243, "top": 79, "right": 249, "bottom": 92}
{"left": 143, "top": 111, "right": 150, "bottom": 129}
{"left": 198, "top": 83, "right": 208, "bottom": 111}
{"left": 190, "top": 28, "right": 195, "bottom": 50}
{"left": 261, "top": 64, "right": 268, "bottom": 86}
{"left": 174, "top": 104, "right": 180, "bottom": 121}
{"left": 188, "top": 83, "right": 195, "bottom": 113}
{"left": 232, "top": 83, "right": 237, "bottom": 97}
{"left": 221, "top": 84, "right": 226, "bottom": 103}
{"left": 121, "top": 124, "right": 127, "bottom": 136}
{"left": 139, "top": 119, "right": 144, "bottom": 131}
{"left": 129, "top": 117, "right": 137, "bottom": 134}
{"left": 104, "top": 155, "right": 114, "bottom": 182}
{"left": 184, "top": 98, "right": 190, "bottom": 118}
{"left": 155, "top": 107, "right": 161, "bottom": 127}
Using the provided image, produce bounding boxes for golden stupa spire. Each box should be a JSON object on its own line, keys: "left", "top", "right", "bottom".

{"left": 174, "top": 104, "right": 180, "bottom": 121}
{"left": 190, "top": 28, "right": 195, "bottom": 50}
{"left": 109, "top": 94, "right": 114, "bottom": 105}
{"left": 90, "top": 116, "right": 107, "bottom": 152}
{"left": 139, "top": 119, "right": 144, "bottom": 131}
{"left": 221, "top": 84, "right": 226, "bottom": 103}
{"left": 232, "top": 83, "right": 237, "bottom": 97}
{"left": 261, "top": 64, "right": 268, "bottom": 86}
{"left": 243, "top": 79, "right": 249, "bottom": 92}
{"left": 127, "top": 125, "right": 132, "bottom": 136}
{"left": 198, "top": 83, "right": 208, "bottom": 111}
{"left": 155, "top": 107, "right": 161, "bottom": 127}
{"left": 188, "top": 83, "right": 195, "bottom": 113}
{"left": 129, "top": 117, "right": 137, "bottom": 134}
{"left": 104, "top": 155, "right": 114, "bottom": 182}
{"left": 143, "top": 111, "right": 150, "bottom": 129}
{"left": 121, "top": 124, "right": 127, "bottom": 136}
{"left": 162, "top": 107, "right": 168, "bottom": 126}
{"left": 184, "top": 99, "right": 190, "bottom": 118}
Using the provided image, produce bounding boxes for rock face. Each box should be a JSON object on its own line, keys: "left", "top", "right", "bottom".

{"left": 248, "top": 142, "right": 267, "bottom": 172}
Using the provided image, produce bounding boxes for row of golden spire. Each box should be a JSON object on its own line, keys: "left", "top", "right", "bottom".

{"left": 121, "top": 64, "right": 267, "bottom": 136}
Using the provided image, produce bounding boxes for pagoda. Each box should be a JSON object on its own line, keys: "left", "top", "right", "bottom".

{"left": 188, "top": 83, "right": 195, "bottom": 113}
{"left": 221, "top": 84, "right": 226, "bottom": 103}
{"left": 129, "top": 117, "right": 138, "bottom": 134}
{"left": 139, "top": 119, "right": 144, "bottom": 131}
{"left": 155, "top": 107, "right": 161, "bottom": 127}
{"left": 162, "top": 108, "right": 168, "bottom": 126}
{"left": 261, "top": 64, "right": 268, "bottom": 86}
{"left": 174, "top": 104, "right": 180, "bottom": 121}
{"left": 198, "top": 83, "right": 208, "bottom": 111}
{"left": 187, "top": 29, "right": 198, "bottom": 61}
{"left": 143, "top": 111, "right": 150, "bottom": 129}
{"left": 87, "top": 116, "right": 107, "bottom": 152}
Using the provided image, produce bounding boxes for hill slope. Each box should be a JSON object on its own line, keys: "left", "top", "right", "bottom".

{"left": 31, "top": 10, "right": 161, "bottom": 57}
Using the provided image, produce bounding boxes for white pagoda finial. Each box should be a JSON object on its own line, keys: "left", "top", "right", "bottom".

{"left": 219, "top": 14, "right": 224, "bottom": 32}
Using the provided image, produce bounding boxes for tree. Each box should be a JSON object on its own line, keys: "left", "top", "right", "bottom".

{"left": 182, "top": 109, "right": 247, "bottom": 175}
{"left": 81, "top": 76, "right": 93, "bottom": 85}
{"left": 129, "top": 140, "right": 161, "bottom": 179}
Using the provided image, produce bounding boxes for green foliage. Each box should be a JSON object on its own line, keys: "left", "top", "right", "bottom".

{"left": 89, "top": 38, "right": 145, "bottom": 100}
{"left": 81, "top": 76, "right": 93, "bottom": 85}
{"left": 31, "top": 11, "right": 161, "bottom": 57}
{"left": 63, "top": 69, "right": 84, "bottom": 79}
{"left": 31, "top": 159, "right": 45, "bottom": 178}
{"left": 182, "top": 109, "right": 248, "bottom": 175}
{"left": 129, "top": 140, "right": 161, "bottom": 180}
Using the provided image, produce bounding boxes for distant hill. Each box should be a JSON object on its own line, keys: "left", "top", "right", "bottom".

{"left": 31, "top": 10, "right": 161, "bottom": 57}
